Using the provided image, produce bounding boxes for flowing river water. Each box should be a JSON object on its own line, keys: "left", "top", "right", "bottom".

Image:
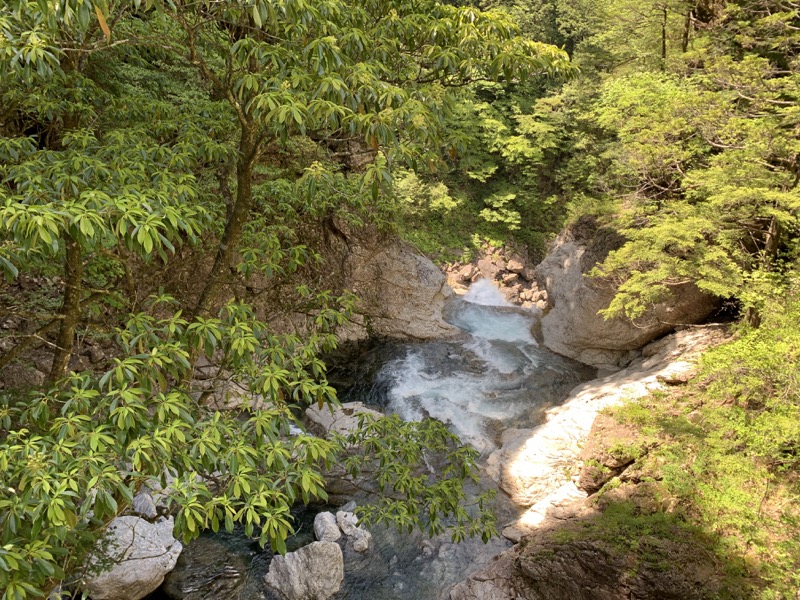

{"left": 147, "top": 281, "right": 595, "bottom": 600}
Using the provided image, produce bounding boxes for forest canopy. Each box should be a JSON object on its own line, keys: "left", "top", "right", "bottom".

{"left": 0, "top": 1, "right": 571, "bottom": 597}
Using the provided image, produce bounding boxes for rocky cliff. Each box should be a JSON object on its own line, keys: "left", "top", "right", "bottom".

{"left": 451, "top": 325, "right": 731, "bottom": 600}
{"left": 340, "top": 239, "right": 459, "bottom": 340}
{"left": 535, "top": 217, "right": 718, "bottom": 371}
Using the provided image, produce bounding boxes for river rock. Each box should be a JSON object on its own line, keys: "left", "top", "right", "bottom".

{"left": 536, "top": 216, "right": 718, "bottom": 370}
{"left": 340, "top": 241, "right": 459, "bottom": 340}
{"left": 506, "top": 258, "right": 525, "bottom": 274}
{"left": 457, "top": 264, "right": 478, "bottom": 282}
{"left": 336, "top": 509, "right": 372, "bottom": 553}
{"left": 264, "top": 541, "right": 343, "bottom": 600}
{"left": 313, "top": 512, "right": 341, "bottom": 543}
{"left": 131, "top": 491, "right": 158, "bottom": 519}
{"left": 305, "top": 401, "right": 383, "bottom": 437}
{"left": 485, "top": 326, "right": 727, "bottom": 531}
{"left": 450, "top": 529, "right": 724, "bottom": 600}
{"left": 83, "top": 516, "right": 182, "bottom": 600}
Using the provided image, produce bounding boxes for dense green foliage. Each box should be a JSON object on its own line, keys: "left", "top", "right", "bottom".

{"left": 0, "top": 1, "right": 571, "bottom": 598}
{"left": 604, "top": 287, "right": 800, "bottom": 598}
{"left": 2, "top": 0, "right": 800, "bottom": 597}
{"left": 399, "top": 0, "right": 800, "bottom": 304}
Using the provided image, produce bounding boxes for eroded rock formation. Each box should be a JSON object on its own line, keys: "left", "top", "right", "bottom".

{"left": 535, "top": 217, "right": 718, "bottom": 370}
{"left": 264, "top": 541, "right": 344, "bottom": 600}
{"left": 340, "top": 240, "right": 459, "bottom": 341}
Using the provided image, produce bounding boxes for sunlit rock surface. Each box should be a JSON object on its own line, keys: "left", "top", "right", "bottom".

{"left": 485, "top": 325, "right": 728, "bottom": 538}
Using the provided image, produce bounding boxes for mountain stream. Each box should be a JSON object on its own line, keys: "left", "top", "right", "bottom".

{"left": 147, "top": 281, "right": 595, "bottom": 600}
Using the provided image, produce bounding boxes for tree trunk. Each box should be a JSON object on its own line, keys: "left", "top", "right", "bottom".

{"left": 762, "top": 215, "right": 782, "bottom": 268}
{"left": 661, "top": 6, "right": 668, "bottom": 69}
{"left": 746, "top": 215, "right": 782, "bottom": 328}
{"left": 193, "top": 128, "right": 258, "bottom": 317}
{"left": 681, "top": 10, "right": 692, "bottom": 53}
{"left": 49, "top": 236, "right": 83, "bottom": 383}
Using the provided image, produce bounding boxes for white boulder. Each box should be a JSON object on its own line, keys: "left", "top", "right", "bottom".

{"left": 83, "top": 516, "right": 182, "bottom": 600}
{"left": 313, "top": 511, "right": 341, "bottom": 543}
{"left": 264, "top": 541, "right": 344, "bottom": 600}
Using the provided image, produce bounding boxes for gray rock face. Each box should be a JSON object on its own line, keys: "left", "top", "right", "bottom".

{"left": 449, "top": 551, "right": 521, "bottom": 600}
{"left": 83, "top": 516, "right": 182, "bottom": 600}
{"left": 484, "top": 326, "right": 728, "bottom": 535}
{"left": 536, "top": 217, "right": 717, "bottom": 370}
{"left": 264, "top": 541, "right": 343, "bottom": 600}
{"left": 305, "top": 401, "right": 383, "bottom": 438}
{"left": 450, "top": 534, "right": 721, "bottom": 600}
{"left": 335, "top": 510, "right": 372, "bottom": 553}
{"left": 340, "top": 241, "right": 458, "bottom": 341}
{"left": 131, "top": 491, "right": 158, "bottom": 519}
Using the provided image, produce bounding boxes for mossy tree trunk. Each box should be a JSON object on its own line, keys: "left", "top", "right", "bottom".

{"left": 48, "top": 235, "right": 83, "bottom": 383}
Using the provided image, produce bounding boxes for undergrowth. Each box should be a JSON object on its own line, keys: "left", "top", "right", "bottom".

{"left": 602, "top": 286, "right": 800, "bottom": 599}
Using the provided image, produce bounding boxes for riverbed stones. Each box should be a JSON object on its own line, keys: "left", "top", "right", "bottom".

{"left": 83, "top": 516, "right": 182, "bottom": 600}
{"left": 264, "top": 541, "right": 344, "bottom": 600}
{"left": 444, "top": 245, "right": 541, "bottom": 306}
{"left": 506, "top": 258, "right": 525, "bottom": 274}
{"left": 336, "top": 509, "right": 372, "bottom": 553}
{"left": 313, "top": 512, "right": 341, "bottom": 543}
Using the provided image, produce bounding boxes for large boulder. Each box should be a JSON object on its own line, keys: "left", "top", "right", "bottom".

{"left": 450, "top": 528, "right": 726, "bottom": 600}
{"left": 341, "top": 240, "right": 459, "bottom": 340}
{"left": 536, "top": 217, "right": 717, "bottom": 370}
{"left": 83, "top": 516, "right": 182, "bottom": 600}
{"left": 264, "top": 541, "right": 344, "bottom": 600}
{"left": 484, "top": 326, "right": 728, "bottom": 539}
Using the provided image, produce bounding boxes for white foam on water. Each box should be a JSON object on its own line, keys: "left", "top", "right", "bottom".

{"left": 462, "top": 279, "right": 512, "bottom": 306}
{"left": 464, "top": 337, "right": 522, "bottom": 374}
{"left": 379, "top": 352, "right": 498, "bottom": 453}
{"left": 371, "top": 285, "right": 588, "bottom": 454}
{"left": 448, "top": 302, "right": 537, "bottom": 345}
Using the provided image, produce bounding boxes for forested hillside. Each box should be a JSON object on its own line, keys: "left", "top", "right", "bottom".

{"left": 428, "top": 1, "right": 799, "bottom": 596}
{"left": 1, "top": 0, "right": 799, "bottom": 598}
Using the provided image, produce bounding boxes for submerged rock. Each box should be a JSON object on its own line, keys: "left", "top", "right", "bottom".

{"left": 83, "top": 516, "right": 182, "bottom": 600}
{"left": 159, "top": 532, "right": 266, "bottom": 600}
{"left": 264, "top": 541, "right": 343, "bottom": 600}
